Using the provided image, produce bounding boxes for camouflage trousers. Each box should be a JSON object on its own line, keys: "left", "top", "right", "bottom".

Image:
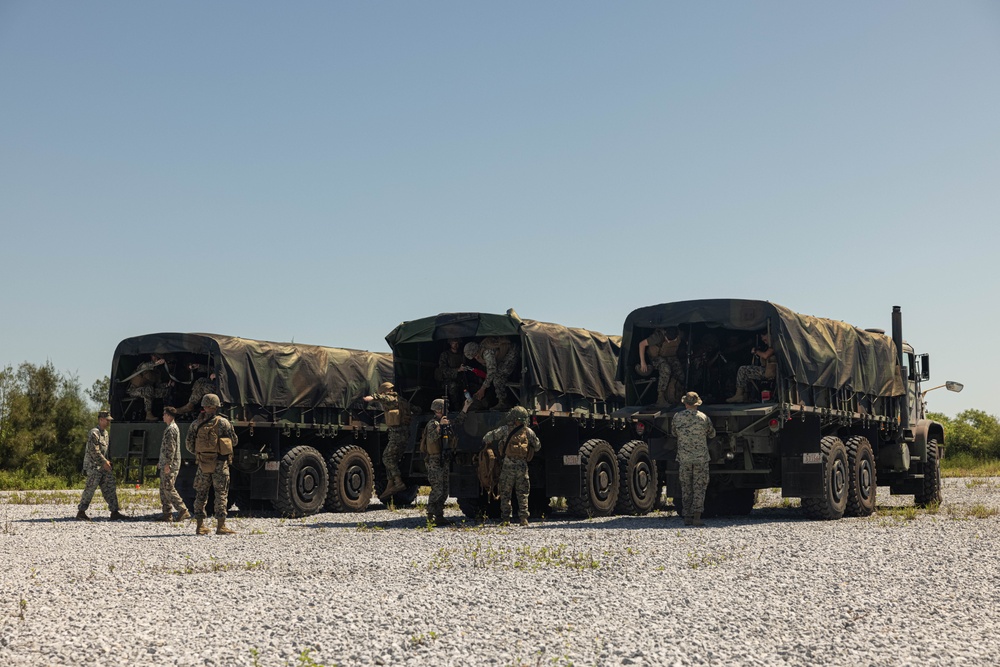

{"left": 735, "top": 364, "right": 765, "bottom": 392}
{"left": 187, "top": 378, "right": 215, "bottom": 407}
{"left": 678, "top": 460, "right": 709, "bottom": 517}
{"left": 424, "top": 456, "right": 450, "bottom": 518}
{"left": 498, "top": 458, "right": 529, "bottom": 520}
{"left": 78, "top": 468, "right": 120, "bottom": 512}
{"left": 653, "top": 357, "right": 684, "bottom": 396}
{"left": 127, "top": 384, "right": 167, "bottom": 413}
{"left": 382, "top": 427, "right": 407, "bottom": 480}
{"left": 493, "top": 350, "right": 521, "bottom": 407}
{"left": 159, "top": 469, "right": 185, "bottom": 513}
{"left": 193, "top": 459, "right": 230, "bottom": 520}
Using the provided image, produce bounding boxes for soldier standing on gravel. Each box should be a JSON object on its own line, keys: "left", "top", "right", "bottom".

{"left": 364, "top": 382, "right": 410, "bottom": 502}
{"left": 76, "top": 411, "right": 127, "bottom": 521}
{"left": 421, "top": 398, "right": 455, "bottom": 527}
{"left": 483, "top": 406, "right": 541, "bottom": 526}
{"left": 156, "top": 406, "right": 189, "bottom": 522}
{"left": 185, "top": 394, "right": 237, "bottom": 535}
{"left": 671, "top": 392, "right": 715, "bottom": 526}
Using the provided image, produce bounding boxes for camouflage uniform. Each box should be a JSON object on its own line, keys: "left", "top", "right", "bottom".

{"left": 187, "top": 376, "right": 217, "bottom": 408}
{"left": 639, "top": 329, "right": 684, "bottom": 401}
{"left": 185, "top": 411, "right": 238, "bottom": 520}
{"left": 671, "top": 403, "right": 715, "bottom": 518}
{"left": 78, "top": 426, "right": 120, "bottom": 513}
{"left": 157, "top": 421, "right": 185, "bottom": 514}
{"left": 422, "top": 416, "right": 450, "bottom": 520}
{"left": 483, "top": 420, "right": 541, "bottom": 521}
{"left": 126, "top": 360, "right": 169, "bottom": 415}
{"left": 371, "top": 389, "right": 408, "bottom": 481}
{"left": 467, "top": 338, "right": 520, "bottom": 408}
{"left": 436, "top": 347, "right": 466, "bottom": 406}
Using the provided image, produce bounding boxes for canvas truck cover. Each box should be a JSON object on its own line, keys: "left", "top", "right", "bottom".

{"left": 112, "top": 333, "right": 393, "bottom": 410}
{"left": 618, "top": 299, "right": 904, "bottom": 398}
{"left": 385, "top": 312, "right": 625, "bottom": 402}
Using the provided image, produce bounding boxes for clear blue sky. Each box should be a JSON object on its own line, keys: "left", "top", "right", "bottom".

{"left": 1, "top": 1, "right": 997, "bottom": 417}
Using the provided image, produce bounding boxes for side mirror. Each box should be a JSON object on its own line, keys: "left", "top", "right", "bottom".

{"left": 920, "top": 354, "right": 930, "bottom": 381}
{"left": 945, "top": 381, "right": 964, "bottom": 393}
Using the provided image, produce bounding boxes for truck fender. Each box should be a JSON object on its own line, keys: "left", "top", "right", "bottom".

{"left": 912, "top": 419, "right": 946, "bottom": 461}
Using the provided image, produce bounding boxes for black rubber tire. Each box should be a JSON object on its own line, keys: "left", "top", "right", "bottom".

{"left": 567, "top": 439, "right": 619, "bottom": 517}
{"left": 801, "top": 436, "right": 849, "bottom": 520}
{"left": 374, "top": 468, "right": 419, "bottom": 507}
{"left": 914, "top": 439, "right": 942, "bottom": 507}
{"left": 325, "top": 445, "right": 374, "bottom": 512}
{"left": 615, "top": 440, "right": 658, "bottom": 515}
{"left": 273, "top": 446, "right": 329, "bottom": 517}
{"left": 845, "top": 436, "right": 877, "bottom": 517}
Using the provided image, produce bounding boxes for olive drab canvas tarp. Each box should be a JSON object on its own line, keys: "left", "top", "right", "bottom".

{"left": 618, "top": 299, "right": 904, "bottom": 399}
{"left": 385, "top": 312, "right": 625, "bottom": 402}
{"left": 111, "top": 333, "right": 393, "bottom": 410}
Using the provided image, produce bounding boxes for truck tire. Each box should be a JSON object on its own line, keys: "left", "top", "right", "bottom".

{"left": 845, "top": 436, "right": 876, "bottom": 517}
{"left": 274, "top": 446, "right": 329, "bottom": 517}
{"left": 325, "top": 445, "right": 374, "bottom": 512}
{"left": 914, "top": 439, "right": 942, "bottom": 507}
{"left": 801, "top": 436, "right": 849, "bottom": 520}
{"left": 615, "top": 440, "right": 658, "bottom": 515}
{"left": 567, "top": 439, "right": 619, "bottom": 517}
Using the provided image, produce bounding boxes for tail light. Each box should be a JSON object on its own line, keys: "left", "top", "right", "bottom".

{"left": 769, "top": 418, "right": 780, "bottom": 433}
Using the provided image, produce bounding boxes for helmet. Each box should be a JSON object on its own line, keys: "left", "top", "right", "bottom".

{"left": 201, "top": 393, "right": 221, "bottom": 408}
{"left": 506, "top": 406, "right": 529, "bottom": 425}
{"left": 378, "top": 381, "right": 394, "bottom": 393}
{"left": 430, "top": 398, "right": 446, "bottom": 413}
{"left": 463, "top": 342, "right": 480, "bottom": 359}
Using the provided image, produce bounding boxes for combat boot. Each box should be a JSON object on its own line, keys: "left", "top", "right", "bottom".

{"left": 155, "top": 510, "right": 172, "bottom": 522}
{"left": 499, "top": 515, "right": 511, "bottom": 525}
{"left": 692, "top": 513, "right": 704, "bottom": 527}
{"left": 683, "top": 515, "right": 693, "bottom": 526}
{"left": 175, "top": 403, "right": 193, "bottom": 415}
{"left": 726, "top": 388, "right": 746, "bottom": 403}
{"left": 145, "top": 411, "right": 157, "bottom": 421}
{"left": 195, "top": 518, "right": 210, "bottom": 535}
{"left": 379, "top": 476, "right": 406, "bottom": 502}
{"left": 175, "top": 508, "right": 190, "bottom": 522}
{"left": 519, "top": 517, "right": 529, "bottom": 527}
{"left": 432, "top": 515, "right": 453, "bottom": 527}
{"left": 76, "top": 510, "right": 92, "bottom": 522}
{"left": 216, "top": 518, "right": 235, "bottom": 535}
{"left": 109, "top": 510, "right": 127, "bottom": 521}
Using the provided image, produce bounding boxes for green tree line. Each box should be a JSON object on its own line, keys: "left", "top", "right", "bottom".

{"left": 0, "top": 361, "right": 109, "bottom": 486}
{"left": 928, "top": 410, "right": 1000, "bottom": 461}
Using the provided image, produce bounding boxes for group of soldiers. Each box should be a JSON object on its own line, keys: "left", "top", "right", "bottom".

{"left": 122, "top": 354, "right": 217, "bottom": 422}
{"left": 434, "top": 336, "right": 521, "bottom": 411}
{"left": 76, "top": 392, "right": 238, "bottom": 536}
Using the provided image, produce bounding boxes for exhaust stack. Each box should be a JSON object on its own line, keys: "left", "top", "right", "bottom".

{"left": 891, "top": 306, "right": 909, "bottom": 431}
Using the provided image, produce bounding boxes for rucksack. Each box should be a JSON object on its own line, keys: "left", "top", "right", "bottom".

{"left": 475, "top": 444, "right": 501, "bottom": 499}
{"left": 194, "top": 416, "right": 233, "bottom": 472}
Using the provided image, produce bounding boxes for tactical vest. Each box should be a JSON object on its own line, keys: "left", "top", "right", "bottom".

{"left": 504, "top": 427, "right": 531, "bottom": 461}
{"left": 194, "top": 416, "right": 234, "bottom": 456}
{"left": 420, "top": 420, "right": 442, "bottom": 456}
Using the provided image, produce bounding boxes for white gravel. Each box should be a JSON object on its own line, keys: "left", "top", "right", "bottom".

{"left": 1, "top": 478, "right": 999, "bottom": 667}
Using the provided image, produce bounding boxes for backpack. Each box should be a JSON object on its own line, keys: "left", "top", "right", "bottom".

{"left": 505, "top": 427, "right": 531, "bottom": 461}
{"left": 475, "top": 444, "right": 501, "bottom": 499}
{"left": 194, "top": 416, "right": 234, "bottom": 472}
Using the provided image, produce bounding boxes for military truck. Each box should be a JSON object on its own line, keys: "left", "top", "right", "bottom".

{"left": 108, "top": 333, "right": 399, "bottom": 516}
{"left": 617, "top": 299, "right": 958, "bottom": 519}
{"left": 384, "top": 310, "right": 648, "bottom": 518}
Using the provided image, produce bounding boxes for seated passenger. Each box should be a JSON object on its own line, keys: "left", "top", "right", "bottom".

{"left": 124, "top": 353, "right": 171, "bottom": 421}
{"left": 727, "top": 332, "right": 777, "bottom": 403}
{"left": 463, "top": 337, "right": 520, "bottom": 410}
{"left": 176, "top": 363, "right": 218, "bottom": 415}
{"left": 635, "top": 327, "right": 683, "bottom": 405}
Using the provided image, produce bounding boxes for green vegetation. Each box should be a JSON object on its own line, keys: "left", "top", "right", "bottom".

{"left": 930, "top": 410, "right": 1000, "bottom": 462}
{"left": 942, "top": 452, "right": 1000, "bottom": 477}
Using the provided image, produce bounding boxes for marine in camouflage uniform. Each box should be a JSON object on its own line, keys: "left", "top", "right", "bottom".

{"left": 185, "top": 394, "right": 238, "bottom": 534}
{"left": 484, "top": 406, "right": 541, "bottom": 526}
{"left": 670, "top": 392, "right": 716, "bottom": 526}
{"left": 435, "top": 339, "right": 466, "bottom": 407}
{"left": 125, "top": 355, "right": 170, "bottom": 420}
{"left": 464, "top": 338, "right": 520, "bottom": 409}
{"left": 175, "top": 364, "right": 218, "bottom": 415}
{"left": 728, "top": 332, "right": 775, "bottom": 403}
{"left": 421, "top": 398, "right": 453, "bottom": 526}
{"left": 76, "top": 411, "right": 125, "bottom": 521}
{"left": 364, "top": 382, "right": 409, "bottom": 501}
{"left": 156, "top": 407, "right": 188, "bottom": 521}
{"left": 636, "top": 328, "right": 683, "bottom": 405}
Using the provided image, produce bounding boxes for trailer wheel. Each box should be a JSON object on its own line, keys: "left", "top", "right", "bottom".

{"left": 845, "top": 436, "right": 876, "bottom": 517}
{"left": 801, "top": 436, "right": 849, "bottom": 520}
{"left": 568, "top": 439, "right": 619, "bottom": 517}
{"left": 914, "top": 439, "right": 942, "bottom": 507}
{"left": 615, "top": 440, "right": 658, "bottom": 515}
{"left": 274, "top": 446, "right": 329, "bottom": 517}
{"left": 325, "top": 445, "right": 374, "bottom": 513}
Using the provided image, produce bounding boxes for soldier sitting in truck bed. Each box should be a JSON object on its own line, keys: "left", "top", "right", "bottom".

{"left": 635, "top": 327, "right": 683, "bottom": 405}
{"left": 123, "top": 353, "right": 173, "bottom": 421}
{"left": 727, "top": 331, "right": 776, "bottom": 403}
{"left": 463, "top": 337, "right": 520, "bottom": 410}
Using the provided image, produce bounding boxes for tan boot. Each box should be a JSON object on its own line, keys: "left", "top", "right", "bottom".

{"left": 519, "top": 517, "right": 529, "bottom": 527}
{"left": 216, "top": 518, "right": 235, "bottom": 535}
{"left": 155, "top": 510, "right": 172, "bottom": 522}
{"left": 683, "top": 515, "right": 693, "bottom": 526}
{"left": 109, "top": 511, "right": 128, "bottom": 521}
{"left": 145, "top": 411, "right": 157, "bottom": 421}
{"left": 692, "top": 513, "right": 704, "bottom": 527}
{"left": 175, "top": 508, "right": 190, "bottom": 522}
{"left": 726, "top": 388, "right": 746, "bottom": 403}
{"left": 432, "top": 515, "right": 453, "bottom": 527}
{"left": 196, "top": 518, "right": 210, "bottom": 535}
{"left": 175, "top": 403, "right": 194, "bottom": 415}
{"left": 76, "top": 510, "right": 92, "bottom": 522}
{"left": 379, "top": 476, "right": 405, "bottom": 501}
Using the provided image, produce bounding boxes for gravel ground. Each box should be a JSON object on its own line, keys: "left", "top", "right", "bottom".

{"left": 1, "top": 478, "right": 999, "bottom": 667}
